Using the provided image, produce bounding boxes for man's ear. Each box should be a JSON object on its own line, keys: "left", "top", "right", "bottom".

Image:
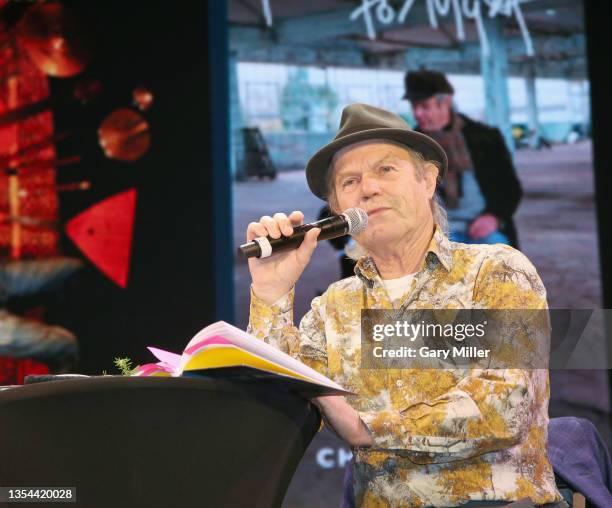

{"left": 423, "top": 162, "right": 439, "bottom": 198}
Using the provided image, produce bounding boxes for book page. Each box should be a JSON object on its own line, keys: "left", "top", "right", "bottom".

{"left": 183, "top": 321, "right": 346, "bottom": 392}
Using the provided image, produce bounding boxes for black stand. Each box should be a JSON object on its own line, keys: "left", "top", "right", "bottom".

{"left": 0, "top": 377, "right": 321, "bottom": 508}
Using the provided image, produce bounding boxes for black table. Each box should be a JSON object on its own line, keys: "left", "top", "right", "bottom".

{"left": 0, "top": 376, "right": 321, "bottom": 508}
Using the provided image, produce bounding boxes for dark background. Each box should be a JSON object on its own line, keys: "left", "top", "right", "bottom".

{"left": 48, "top": 0, "right": 233, "bottom": 374}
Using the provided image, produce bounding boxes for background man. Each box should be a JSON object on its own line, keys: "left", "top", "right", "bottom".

{"left": 404, "top": 70, "right": 523, "bottom": 247}
{"left": 246, "top": 104, "right": 562, "bottom": 507}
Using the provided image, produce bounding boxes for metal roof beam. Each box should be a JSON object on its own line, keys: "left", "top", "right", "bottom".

{"left": 234, "top": 42, "right": 586, "bottom": 79}
{"left": 232, "top": 24, "right": 585, "bottom": 71}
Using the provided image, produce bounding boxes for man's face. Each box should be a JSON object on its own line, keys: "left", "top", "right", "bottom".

{"left": 411, "top": 95, "right": 452, "bottom": 132}
{"left": 331, "top": 140, "right": 438, "bottom": 251}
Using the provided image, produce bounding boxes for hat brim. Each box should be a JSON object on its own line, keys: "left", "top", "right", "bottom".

{"left": 306, "top": 127, "right": 448, "bottom": 200}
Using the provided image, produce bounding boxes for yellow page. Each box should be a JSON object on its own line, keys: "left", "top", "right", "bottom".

{"left": 182, "top": 345, "right": 320, "bottom": 385}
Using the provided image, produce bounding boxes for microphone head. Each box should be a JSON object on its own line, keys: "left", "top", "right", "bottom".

{"left": 342, "top": 207, "right": 368, "bottom": 235}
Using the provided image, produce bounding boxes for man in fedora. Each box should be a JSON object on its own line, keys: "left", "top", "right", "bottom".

{"left": 246, "top": 104, "right": 562, "bottom": 507}
{"left": 404, "top": 70, "right": 523, "bottom": 248}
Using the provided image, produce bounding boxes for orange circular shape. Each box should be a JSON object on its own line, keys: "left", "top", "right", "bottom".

{"left": 98, "top": 109, "right": 151, "bottom": 162}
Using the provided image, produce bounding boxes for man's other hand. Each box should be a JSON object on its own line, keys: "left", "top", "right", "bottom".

{"left": 469, "top": 213, "right": 499, "bottom": 240}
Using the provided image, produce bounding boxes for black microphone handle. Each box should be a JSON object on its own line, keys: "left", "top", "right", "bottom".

{"left": 240, "top": 215, "right": 349, "bottom": 259}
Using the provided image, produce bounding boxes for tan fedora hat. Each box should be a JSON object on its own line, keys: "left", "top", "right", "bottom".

{"left": 305, "top": 103, "right": 447, "bottom": 200}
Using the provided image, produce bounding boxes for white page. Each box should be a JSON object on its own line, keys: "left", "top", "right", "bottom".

{"left": 183, "top": 321, "right": 346, "bottom": 392}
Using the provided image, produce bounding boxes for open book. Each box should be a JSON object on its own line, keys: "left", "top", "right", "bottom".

{"left": 133, "top": 321, "right": 349, "bottom": 397}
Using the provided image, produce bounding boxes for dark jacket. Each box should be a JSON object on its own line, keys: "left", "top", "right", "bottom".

{"left": 457, "top": 113, "right": 522, "bottom": 248}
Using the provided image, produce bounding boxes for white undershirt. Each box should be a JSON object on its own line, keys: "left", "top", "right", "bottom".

{"left": 382, "top": 273, "right": 417, "bottom": 303}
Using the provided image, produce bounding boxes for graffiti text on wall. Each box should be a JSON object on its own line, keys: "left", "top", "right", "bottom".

{"left": 350, "top": 0, "right": 533, "bottom": 57}
{"left": 260, "top": 0, "right": 534, "bottom": 58}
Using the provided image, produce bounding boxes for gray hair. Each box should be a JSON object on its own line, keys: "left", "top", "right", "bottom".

{"left": 326, "top": 143, "right": 448, "bottom": 261}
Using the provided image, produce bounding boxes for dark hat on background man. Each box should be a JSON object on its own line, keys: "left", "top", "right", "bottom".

{"left": 402, "top": 70, "right": 454, "bottom": 102}
{"left": 305, "top": 103, "right": 448, "bottom": 200}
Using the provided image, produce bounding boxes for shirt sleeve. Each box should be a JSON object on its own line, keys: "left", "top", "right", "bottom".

{"left": 247, "top": 285, "right": 329, "bottom": 377}
{"left": 357, "top": 247, "right": 550, "bottom": 463}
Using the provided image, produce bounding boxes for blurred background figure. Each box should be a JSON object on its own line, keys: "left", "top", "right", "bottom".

{"left": 404, "top": 70, "right": 522, "bottom": 248}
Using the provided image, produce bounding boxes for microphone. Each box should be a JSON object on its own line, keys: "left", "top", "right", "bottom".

{"left": 239, "top": 207, "right": 368, "bottom": 259}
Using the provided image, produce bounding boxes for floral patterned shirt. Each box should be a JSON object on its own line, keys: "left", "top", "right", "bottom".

{"left": 248, "top": 227, "right": 562, "bottom": 507}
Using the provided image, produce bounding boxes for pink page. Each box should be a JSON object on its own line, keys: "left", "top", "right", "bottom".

{"left": 147, "top": 347, "right": 182, "bottom": 368}
{"left": 184, "top": 335, "right": 233, "bottom": 355}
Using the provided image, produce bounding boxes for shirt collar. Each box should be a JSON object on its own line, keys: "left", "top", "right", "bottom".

{"left": 354, "top": 225, "right": 453, "bottom": 282}
{"left": 428, "top": 225, "right": 453, "bottom": 272}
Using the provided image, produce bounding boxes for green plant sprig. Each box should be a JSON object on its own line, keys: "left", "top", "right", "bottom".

{"left": 113, "top": 357, "right": 138, "bottom": 376}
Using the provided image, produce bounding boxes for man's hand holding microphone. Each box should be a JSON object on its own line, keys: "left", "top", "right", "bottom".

{"left": 246, "top": 210, "right": 321, "bottom": 305}
{"left": 242, "top": 207, "right": 367, "bottom": 304}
